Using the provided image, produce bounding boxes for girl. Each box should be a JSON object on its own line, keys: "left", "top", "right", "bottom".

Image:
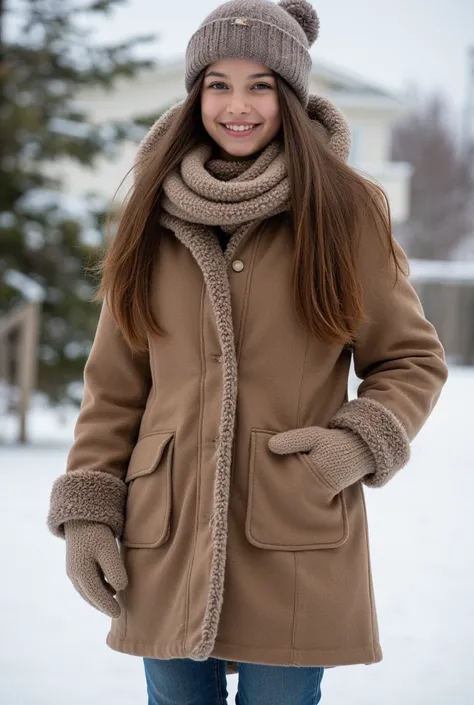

{"left": 47, "top": 1, "right": 448, "bottom": 703}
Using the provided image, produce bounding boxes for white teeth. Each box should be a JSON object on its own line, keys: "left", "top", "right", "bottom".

{"left": 224, "top": 124, "right": 256, "bottom": 132}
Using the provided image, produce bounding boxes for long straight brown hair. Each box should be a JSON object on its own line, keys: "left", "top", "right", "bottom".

{"left": 93, "top": 71, "right": 405, "bottom": 353}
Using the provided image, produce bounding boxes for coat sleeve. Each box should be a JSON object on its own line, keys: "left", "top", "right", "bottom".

{"left": 328, "top": 198, "right": 449, "bottom": 488}
{"left": 46, "top": 301, "right": 152, "bottom": 538}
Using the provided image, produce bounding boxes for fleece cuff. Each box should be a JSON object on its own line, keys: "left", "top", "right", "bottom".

{"left": 328, "top": 397, "right": 411, "bottom": 488}
{"left": 47, "top": 470, "right": 127, "bottom": 539}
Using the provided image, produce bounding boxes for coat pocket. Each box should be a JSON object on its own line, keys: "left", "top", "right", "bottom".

{"left": 245, "top": 428, "right": 349, "bottom": 550}
{"left": 121, "top": 431, "right": 175, "bottom": 548}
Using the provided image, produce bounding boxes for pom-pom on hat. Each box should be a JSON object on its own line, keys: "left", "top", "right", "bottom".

{"left": 185, "top": 0, "right": 320, "bottom": 107}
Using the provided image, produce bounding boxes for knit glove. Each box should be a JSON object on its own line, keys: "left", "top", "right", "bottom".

{"left": 64, "top": 519, "right": 128, "bottom": 618}
{"left": 268, "top": 426, "right": 376, "bottom": 492}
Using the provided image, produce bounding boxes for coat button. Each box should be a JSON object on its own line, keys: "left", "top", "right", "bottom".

{"left": 231, "top": 259, "right": 244, "bottom": 272}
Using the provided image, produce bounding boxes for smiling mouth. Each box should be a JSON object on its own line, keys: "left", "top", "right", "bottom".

{"left": 220, "top": 123, "right": 262, "bottom": 136}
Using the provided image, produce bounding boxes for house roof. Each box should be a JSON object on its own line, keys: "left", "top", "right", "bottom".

{"left": 151, "top": 55, "right": 408, "bottom": 109}
{"left": 310, "top": 58, "right": 401, "bottom": 98}
{"left": 75, "top": 54, "right": 409, "bottom": 121}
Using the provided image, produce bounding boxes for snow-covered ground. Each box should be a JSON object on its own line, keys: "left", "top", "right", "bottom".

{"left": 1, "top": 366, "right": 473, "bottom": 705}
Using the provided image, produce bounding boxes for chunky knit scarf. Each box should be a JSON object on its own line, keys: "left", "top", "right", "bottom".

{"left": 160, "top": 140, "right": 289, "bottom": 235}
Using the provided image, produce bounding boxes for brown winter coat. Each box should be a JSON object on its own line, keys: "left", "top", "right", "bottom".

{"left": 47, "top": 190, "right": 448, "bottom": 670}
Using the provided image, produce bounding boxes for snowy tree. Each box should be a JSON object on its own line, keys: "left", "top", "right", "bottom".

{"left": 0, "top": 0, "right": 156, "bottom": 404}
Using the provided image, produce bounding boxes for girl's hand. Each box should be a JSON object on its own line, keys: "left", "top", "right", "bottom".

{"left": 268, "top": 426, "right": 376, "bottom": 492}
{"left": 64, "top": 519, "right": 128, "bottom": 618}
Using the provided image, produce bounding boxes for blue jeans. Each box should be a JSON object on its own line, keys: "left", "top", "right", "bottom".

{"left": 143, "top": 656, "right": 324, "bottom": 705}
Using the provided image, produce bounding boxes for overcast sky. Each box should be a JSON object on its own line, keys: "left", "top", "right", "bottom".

{"left": 93, "top": 0, "right": 473, "bottom": 125}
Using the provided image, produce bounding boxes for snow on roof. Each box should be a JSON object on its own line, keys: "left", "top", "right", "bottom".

{"left": 310, "top": 58, "right": 404, "bottom": 101}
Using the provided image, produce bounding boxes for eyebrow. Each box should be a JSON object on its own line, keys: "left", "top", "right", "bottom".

{"left": 204, "top": 71, "right": 275, "bottom": 79}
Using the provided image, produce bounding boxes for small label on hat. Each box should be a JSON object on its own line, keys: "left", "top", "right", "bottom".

{"left": 232, "top": 18, "right": 250, "bottom": 26}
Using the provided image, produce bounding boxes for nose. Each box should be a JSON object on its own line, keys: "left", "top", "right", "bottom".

{"left": 226, "top": 92, "right": 251, "bottom": 115}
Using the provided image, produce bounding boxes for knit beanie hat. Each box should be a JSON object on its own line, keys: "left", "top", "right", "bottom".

{"left": 185, "top": 0, "right": 320, "bottom": 108}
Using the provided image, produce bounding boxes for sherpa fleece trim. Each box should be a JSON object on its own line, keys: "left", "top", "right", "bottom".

{"left": 160, "top": 216, "right": 247, "bottom": 661}
{"left": 328, "top": 397, "right": 411, "bottom": 488}
{"left": 47, "top": 470, "right": 127, "bottom": 539}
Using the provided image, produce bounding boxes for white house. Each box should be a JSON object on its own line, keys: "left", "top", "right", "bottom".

{"left": 53, "top": 57, "right": 413, "bottom": 223}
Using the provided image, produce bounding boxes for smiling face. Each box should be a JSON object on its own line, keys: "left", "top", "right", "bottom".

{"left": 200, "top": 58, "right": 282, "bottom": 160}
